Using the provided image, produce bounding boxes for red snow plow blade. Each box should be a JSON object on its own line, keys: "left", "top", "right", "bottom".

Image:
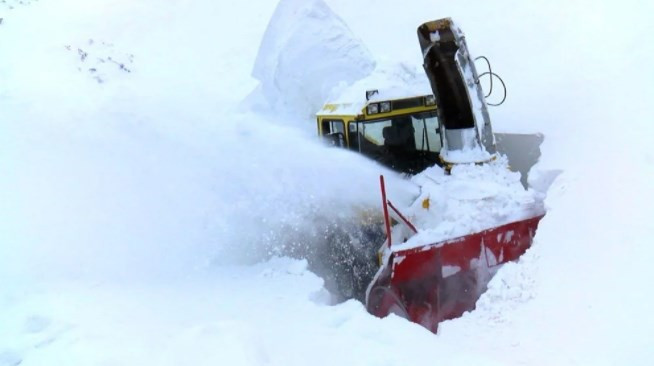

{"left": 365, "top": 177, "right": 544, "bottom": 333}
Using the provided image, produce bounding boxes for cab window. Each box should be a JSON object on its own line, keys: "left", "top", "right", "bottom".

{"left": 411, "top": 112, "right": 442, "bottom": 152}
{"left": 321, "top": 119, "right": 345, "bottom": 147}
{"left": 321, "top": 120, "right": 345, "bottom": 135}
{"left": 351, "top": 111, "right": 441, "bottom": 153}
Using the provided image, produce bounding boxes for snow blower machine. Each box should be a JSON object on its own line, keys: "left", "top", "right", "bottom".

{"left": 316, "top": 18, "right": 545, "bottom": 332}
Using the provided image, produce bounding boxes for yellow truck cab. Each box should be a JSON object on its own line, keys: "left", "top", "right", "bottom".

{"left": 316, "top": 90, "right": 442, "bottom": 174}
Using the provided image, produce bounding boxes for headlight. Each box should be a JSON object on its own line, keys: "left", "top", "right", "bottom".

{"left": 367, "top": 103, "right": 379, "bottom": 114}
{"left": 425, "top": 95, "right": 436, "bottom": 106}
{"left": 380, "top": 101, "right": 391, "bottom": 113}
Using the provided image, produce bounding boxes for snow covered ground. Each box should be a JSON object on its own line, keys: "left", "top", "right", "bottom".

{"left": 2, "top": 0, "right": 654, "bottom": 365}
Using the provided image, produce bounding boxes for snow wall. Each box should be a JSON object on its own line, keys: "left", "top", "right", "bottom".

{"left": 250, "top": 0, "right": 375, "bottom": 121}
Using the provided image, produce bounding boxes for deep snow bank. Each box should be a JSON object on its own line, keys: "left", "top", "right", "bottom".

{"left": 250, "top": 0, "right": 375, "bottom": 122}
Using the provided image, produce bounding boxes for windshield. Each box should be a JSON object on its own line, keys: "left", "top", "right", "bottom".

{"left": 350, "top": 111, "right": 442, "bottom": 153}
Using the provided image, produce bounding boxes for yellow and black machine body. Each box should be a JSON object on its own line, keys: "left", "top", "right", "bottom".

{"left": 316, "top": 92, "right": 443, "bottom": 174}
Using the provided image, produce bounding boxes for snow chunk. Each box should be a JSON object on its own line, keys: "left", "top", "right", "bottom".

{"left": 442, "top": 265, "right": 461, "bottom": 278}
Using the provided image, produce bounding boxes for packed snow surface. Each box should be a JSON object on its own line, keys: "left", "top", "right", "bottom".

{"left": 2, "top": 0, "right": 654, "bottom": 365}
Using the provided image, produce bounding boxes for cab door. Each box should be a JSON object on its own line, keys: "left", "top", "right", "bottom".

{"left": 320, "top": 119, "right": 346, "bottom": 147}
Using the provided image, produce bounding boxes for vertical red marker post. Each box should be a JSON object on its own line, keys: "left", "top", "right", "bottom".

{"left": 379, "top": 175, "right": 392, "bottom": 249}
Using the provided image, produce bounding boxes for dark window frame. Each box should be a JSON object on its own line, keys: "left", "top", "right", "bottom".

{"left": 353, "top": 111, "right": 443, "bottom": 152}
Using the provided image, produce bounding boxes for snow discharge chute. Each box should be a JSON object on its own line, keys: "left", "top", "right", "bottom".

{"left": 418, "top": 18, "right": 496, "bottom": 164}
